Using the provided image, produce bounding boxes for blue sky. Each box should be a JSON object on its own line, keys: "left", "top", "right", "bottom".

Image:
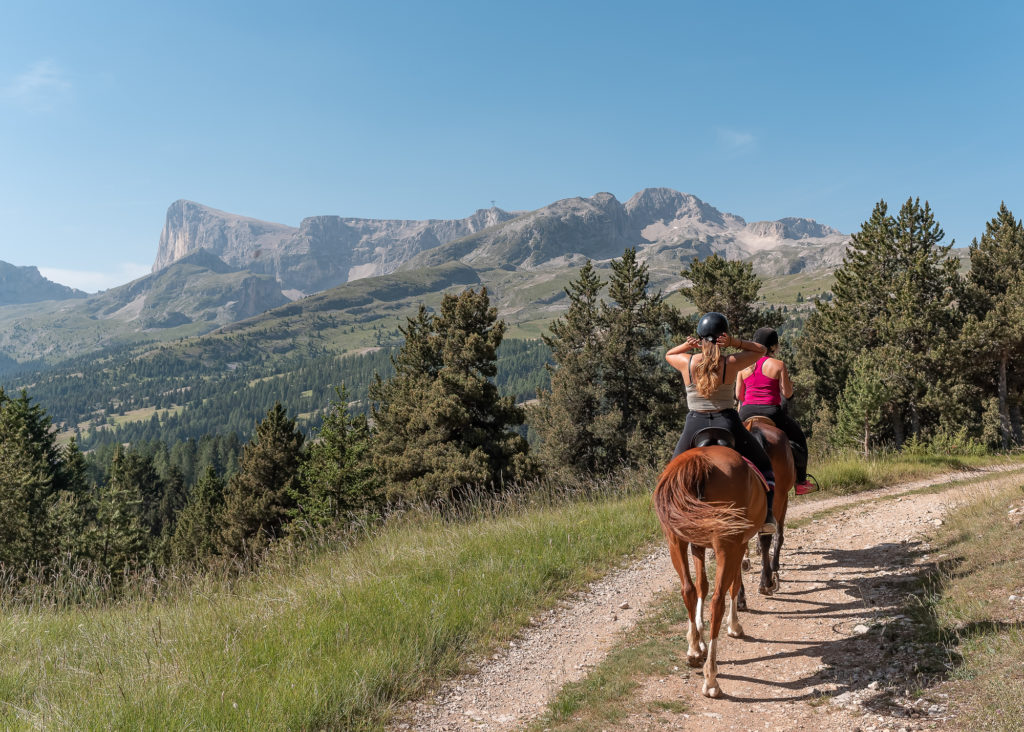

{"left": 1, "top": 1, "right": 1021, "bottom": 292}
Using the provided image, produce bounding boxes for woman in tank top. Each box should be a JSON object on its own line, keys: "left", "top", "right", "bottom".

{"left": 736, "top": 327, "right": 816, "bottom": 494}
{"left": 665, "top": 312, "right": 778, "bottom": 535}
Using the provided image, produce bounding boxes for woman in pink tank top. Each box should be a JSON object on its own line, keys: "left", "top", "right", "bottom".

{"left": 736, "top": 327, "right": 816, "bottom": 495}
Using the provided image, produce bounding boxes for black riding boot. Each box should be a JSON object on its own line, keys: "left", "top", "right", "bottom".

{"left": 760, "top": 487, "right": 778, "bottom": 536}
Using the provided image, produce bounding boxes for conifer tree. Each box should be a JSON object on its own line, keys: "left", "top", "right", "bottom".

{"left": 219, "top": 402, "right": 304, "bottom": 555}
{"left": 678, "top": 254, "right": 783, "bottom": 337}
{"left": 295, "top": 385, "right": 379, "bottom": 526}
{"left": 799, "top": 198, "right": 962, "bottom": 444}
{"left": 601, "top": 248, "right": 683, "bottom": 464}
{"left": 835, "top": 350, "right": 893, "bottom": 456}
{"left": 962, "top": 203, "right": 1024, "bottom": 447}
{"left": 171, "top": 466, "right": 225, "bottom": 566}
{"left": 532, "top": 261, "right": 620, "bottom": 473}
{"left": 371, "top": 289, "right": 530, "bottom": 502}
{"left": 90, "top": 447, "right": 147, "bottom": 575}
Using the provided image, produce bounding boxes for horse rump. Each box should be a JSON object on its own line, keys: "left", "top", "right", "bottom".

{"left": 652, "top": 450, "right": 751, "bottom": 547}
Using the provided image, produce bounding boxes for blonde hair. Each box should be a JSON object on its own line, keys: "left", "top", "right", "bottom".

{"left": 693, "top": 341, "right": 723, "bottom": 398}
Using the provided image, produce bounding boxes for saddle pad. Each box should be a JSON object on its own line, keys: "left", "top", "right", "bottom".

{"left": 741, "top": 456, "right": 772, "bottom": 492}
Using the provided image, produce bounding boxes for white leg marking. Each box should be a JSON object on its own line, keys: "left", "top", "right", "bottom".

{"left": 702, "top": 637, "right": 721, "bottom": 698}
{"left": 686, "top": 619, "right": 703, "bottom": 666}
{"left": 727, "top": 595, "right": 744, "bottom": 638}
{"left": 695, "top": 596, "right": 704, "bottom": 633}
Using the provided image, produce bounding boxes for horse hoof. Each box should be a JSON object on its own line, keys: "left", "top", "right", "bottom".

{"left": 687, "top": 652, "right": 703, "bottom": 667}
{"left": 737, "top": 597, "right": 747, "bottom": 611}
{"left": 702, "top": 680, "right": 721, "bottom": 698}
{"left": 728, "top": 624, "right": 744, "bottom": 638}
{"left": 758, "top": 585, "right": 774, "bottom": 596}
{"left": 741, "top": 557, "right": 750, "bottom": 571}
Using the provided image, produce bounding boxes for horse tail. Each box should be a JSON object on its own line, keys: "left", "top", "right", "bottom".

{"left": 652, "top": 451, "right": 751, "bottom": 546}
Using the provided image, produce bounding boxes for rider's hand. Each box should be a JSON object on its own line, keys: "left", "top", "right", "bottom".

{"left": 716, "top": 333, "right": 732, "bottom": 348}
{"left": 685, "top": 336, "right": 701, "bottom": 350}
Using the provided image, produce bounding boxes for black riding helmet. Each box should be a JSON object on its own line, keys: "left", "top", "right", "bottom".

{"left": 696, "top": 312, "right": 729, "bottom": 342}
{"left": 752, "top": 326, "right": 779, "bottom": 350}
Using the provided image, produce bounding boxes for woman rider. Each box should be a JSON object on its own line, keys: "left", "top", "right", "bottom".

{"left": 736, "top": 327, "right": 817, "bottom": 495}
{"left": 665, "top": 312, "right": 778, "bottom": 536}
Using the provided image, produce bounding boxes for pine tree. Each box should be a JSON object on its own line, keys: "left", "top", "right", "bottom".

{"left": 834, "top": 351, "right": 889, "bottom": 456}
{"left": 799, "top": 198, "right": 962, "bottom": 445}
{"left": 219, "top": 402, "right": 304, "bottom": 556}
{"left": 0, "top": 389, "right": 61, "bottom": 565}
{"left": 371, "top": 289, "right": 531, "bottom": 502}
{"left": 295, "top": 385, "right": 379, "bottom": 526}
{"left": 531, "top": 261, "right": 620, "bottom": 473}
{"left": 601, "top": 248, "right": 684, "bottom": 465}
{"left": 963, "top": 203, "right": 1024, "bottom": 447}
{"left": 678, "top": 254, "right": 784, "bottom": 338}
{"left": 171, "top": 466, "right": 225, "bottom": 566}
{"left": 90, "top": 447, "right": 147, "bottom": 575}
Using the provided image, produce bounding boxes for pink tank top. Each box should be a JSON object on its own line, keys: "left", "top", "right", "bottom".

{"left": 742, "top": 356, "right": 781, "bottom": 406}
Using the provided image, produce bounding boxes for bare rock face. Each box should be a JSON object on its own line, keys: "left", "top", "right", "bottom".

{"left": 152, "top": 200, "right": 519, "bottom": 295}
{"left": 151, "top": 189, "right": 851, "bottom": 296}
{"left": 0, "top": 261, "right": 86, "bottom": 305}
{"left": 405, "top": 188, "right": 849, "bottom": 277}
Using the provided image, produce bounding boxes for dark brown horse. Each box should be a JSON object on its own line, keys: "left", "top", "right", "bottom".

{"left": 652, "top": 446, "right": 768, "bottom": 698}
{"left": 737, "top": 416, "right": 795, "bottom": 609}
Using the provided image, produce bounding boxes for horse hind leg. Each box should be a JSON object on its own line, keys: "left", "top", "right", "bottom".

{"left": 669, "top": 536, "right": 704, "bottom": 666}
{"left": 771, "top": 524, "right": 784, "bottom": 589}
{"left": 758, "top": 533, "right": 778, "bottom": 596}
{"left": 727, "top": 566, "right": 745, "bottom": 638}
{"left": 691, "top": 545, "right": 709, "bottom": 655}
{"left": 741, "top": 539, "right": 751, "bottom": 571}
{"left": 703, "top": 545, "right": 743, "bottom": 698}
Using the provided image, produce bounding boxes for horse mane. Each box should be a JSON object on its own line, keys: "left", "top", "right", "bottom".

{"left": 652, "top": 451, "right": 752, "bottom": 547}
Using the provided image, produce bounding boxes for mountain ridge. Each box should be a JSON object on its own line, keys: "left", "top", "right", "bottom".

{"left": 0, "top": 261, "right": 87, "bottom": 306}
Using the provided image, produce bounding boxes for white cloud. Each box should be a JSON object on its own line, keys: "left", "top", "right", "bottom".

{"left": 717, "top": 128, "right": 755, "bottom": 152}
{"left": 3, "top": 60, "right": 72, "bottom": 110}
{"left": 39, "top": 263, "right": 150, "bottom": 293}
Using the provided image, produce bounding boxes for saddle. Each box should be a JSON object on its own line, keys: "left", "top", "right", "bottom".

{"left": 689, "top": 427, "right": 771, "bottom": 494}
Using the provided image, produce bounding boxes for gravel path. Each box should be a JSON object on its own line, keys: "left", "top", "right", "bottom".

{"left": 395, "top": 465, "right": 1022, "bottom": 732}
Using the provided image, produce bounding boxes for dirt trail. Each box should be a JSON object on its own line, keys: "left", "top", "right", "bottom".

{"left": 395, "top": 465, "right": 1022, "bottom": 732}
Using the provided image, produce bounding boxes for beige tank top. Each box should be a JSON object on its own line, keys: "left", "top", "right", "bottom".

{"left": 686, "top": 356, "right": 736, "bottom": 412}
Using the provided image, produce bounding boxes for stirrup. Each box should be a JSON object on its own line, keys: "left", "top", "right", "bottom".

{"left": 794, "top": 475, "right": 819, "bottom": 496}
{"left": 759, "top": 516, "right": 778, "bottom": 536}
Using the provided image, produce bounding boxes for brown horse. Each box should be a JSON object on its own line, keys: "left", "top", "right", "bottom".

{"left": 736, "top": 417, "right": 795, "bottom": 608}
{"left": 652, "top": 446, "right": 768, "bottom": 698}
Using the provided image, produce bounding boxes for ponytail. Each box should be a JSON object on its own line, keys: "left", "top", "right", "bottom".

{"left": 694, "top": 341, "right": 723, "bottom": 398}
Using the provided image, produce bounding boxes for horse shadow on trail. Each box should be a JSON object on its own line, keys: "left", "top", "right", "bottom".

{"left": 696, "top": 539, "right": 1024, "bottom": 715}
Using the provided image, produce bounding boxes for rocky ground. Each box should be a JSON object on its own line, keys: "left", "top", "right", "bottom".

{"left": 394, "top": 466, "right": 1022, "bottom": 732}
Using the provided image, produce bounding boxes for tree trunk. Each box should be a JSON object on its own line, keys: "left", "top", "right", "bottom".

{"left": 892, "top": 405, "right": 905, "bottom": 447}
{"left": 908, "top": 402, "right": 921, "bottom": 438}
{"left": 863, "top": 418, "right": 870, "bottom": 458}
{"left": 999, "top": 350, "right": 1011, "bottom": 450}
{"left": 1011, "top": 403, "right": 1023, "bottom": 447}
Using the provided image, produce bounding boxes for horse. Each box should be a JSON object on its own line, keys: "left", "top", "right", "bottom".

{"left": 652, "top": 445, "right": 770, "bottom": 698}
{"left": 736, "top": 416, "right": 796, "bottom": 609}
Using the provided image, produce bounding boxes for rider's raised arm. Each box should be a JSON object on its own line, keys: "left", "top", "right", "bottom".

{"left": 721, "top": 335, "right": 766, "bottom": 371}
{"left": 665, "top": 336, "right": 701, "bottom": 374}
{"left": 779, "top": 361, "right": 795, "bottom": 399}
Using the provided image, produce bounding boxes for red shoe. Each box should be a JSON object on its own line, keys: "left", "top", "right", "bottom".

{"left": 794, "top": 479, "right": 818, "bottom": 495}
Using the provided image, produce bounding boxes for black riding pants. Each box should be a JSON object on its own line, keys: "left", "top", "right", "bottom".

{"left": 739, "top": 403, "right": 808, "bottom": 482}
{"left": 672, "top": 408, "right": 776, "bottom": 486}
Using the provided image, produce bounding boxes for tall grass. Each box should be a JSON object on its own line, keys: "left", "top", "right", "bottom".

{"left": 0, "top": 468, "right": 662, "bottom": 730}
{"left": 810, "top": 450, "right": 1005, "bottom": 495}
{"left": 921, "top": 476, "right": 1024, "bottom": 730}
{"left": 0, "top": 454, "right": 1019, "bottom": 729}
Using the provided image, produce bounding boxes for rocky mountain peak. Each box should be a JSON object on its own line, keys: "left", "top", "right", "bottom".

{"left": 0, "top": 260, "right": 86, "bottom": 305}
{"left": 625, "top": 188, "right": 737, "bottom": 229}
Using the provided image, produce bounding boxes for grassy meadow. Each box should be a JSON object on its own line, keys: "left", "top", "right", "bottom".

{"left": 920, "top": 474, "right": 1024, "bottom": 730}
{"left": 0, "top": 452, "right": 1019, "bottom": 729}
